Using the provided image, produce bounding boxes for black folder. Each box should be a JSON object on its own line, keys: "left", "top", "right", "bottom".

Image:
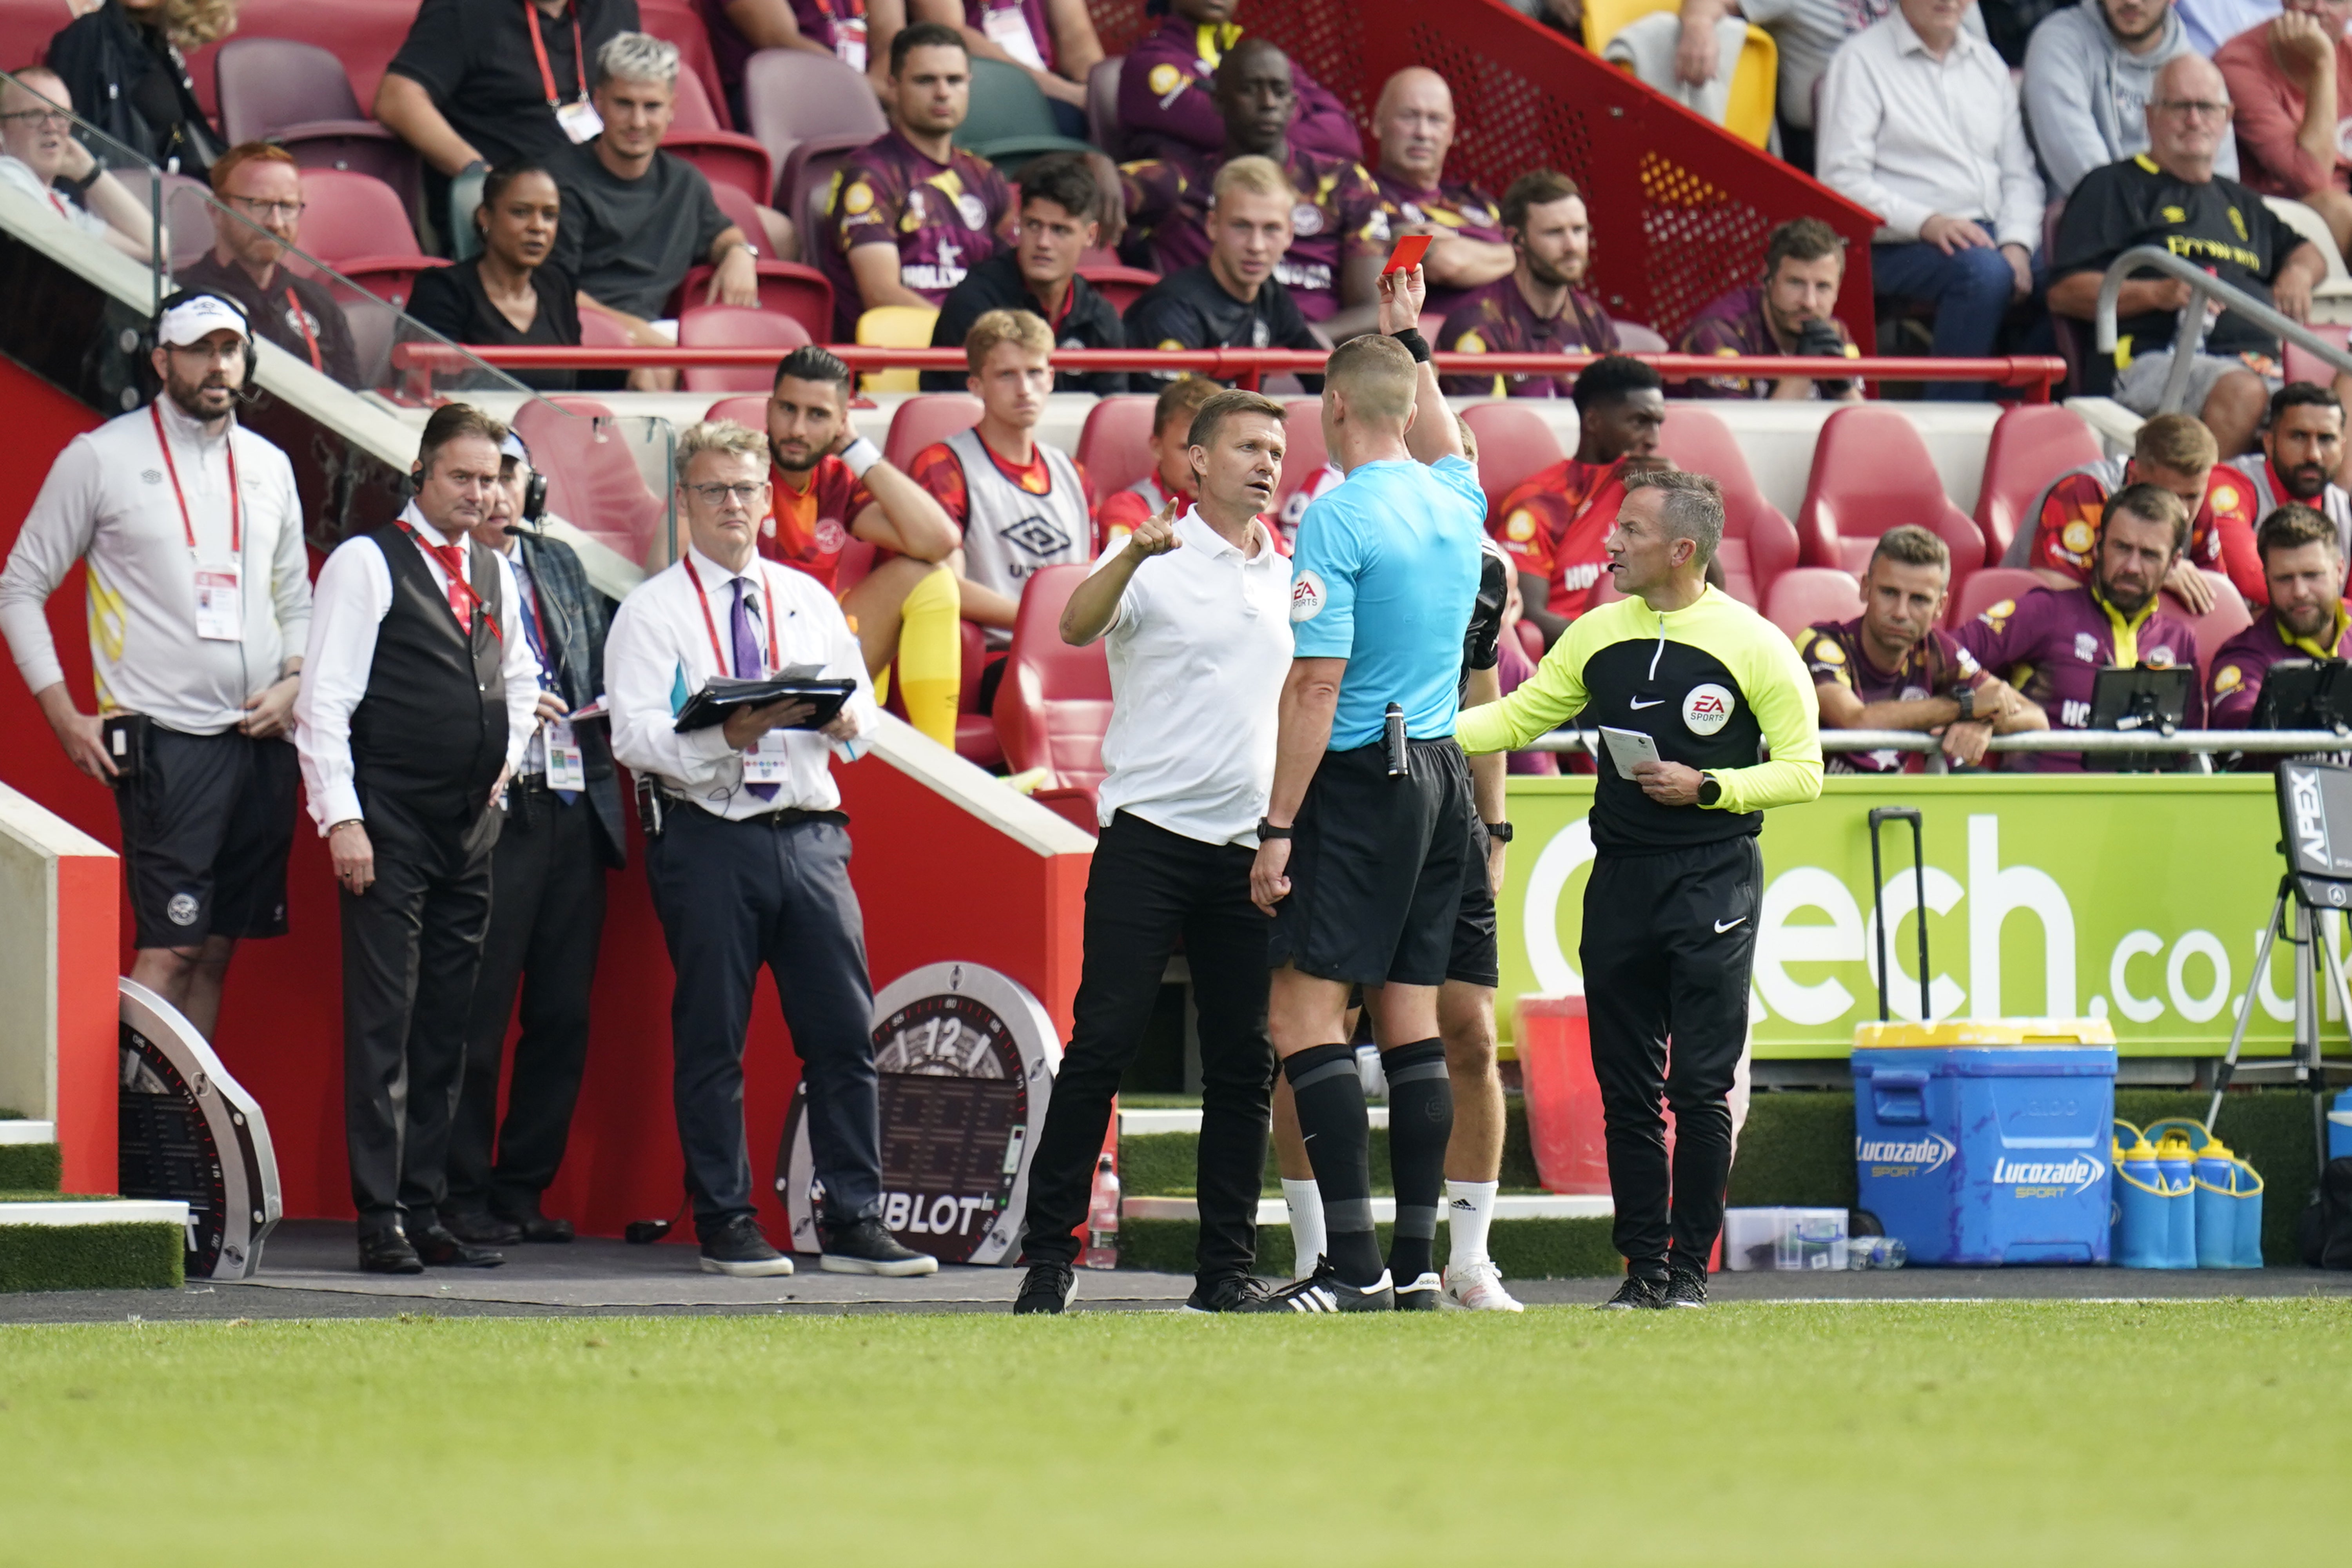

{"left": 671, "top": 677, "right": 857, "bottom": 734}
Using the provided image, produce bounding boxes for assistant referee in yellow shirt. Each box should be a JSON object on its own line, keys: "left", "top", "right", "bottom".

{"left": 1456, "top": 468, "right": 1821, "bottom": 1311}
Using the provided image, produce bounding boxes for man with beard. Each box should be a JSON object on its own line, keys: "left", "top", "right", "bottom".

{"left": 0, "top": 292, "right": 310, "bottom": 1043}
{"left": 178, "top": 143, "right": 360, "bottom": 387}
{"left": 2209, "top": 503, "right": 2352, "bottom": 724}
{"left": 1116, "top": 0, "right": 1360, "bottom": 165}
{"left": 1956, "top": 482, "right": 2206, "bottom": 764}
{"left": 2023, "top": 0, "right": 2238, "bottom": 200}
{"left": 2223, "top": 385, "right": 2352, "bottom": 597}
{"left": 1678, "top": 217, "right": 1861, "bottom": 401}
{"left": 1437, "top": 168, "right": 1619, "bottom": 399}
{"left": 2003, "top": 412, "right": 2253, "bottom": 612}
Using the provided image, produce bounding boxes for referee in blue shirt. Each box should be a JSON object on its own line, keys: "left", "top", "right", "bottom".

{"left": 1246, "top": 265, "right": 1488, "bottom": 1313}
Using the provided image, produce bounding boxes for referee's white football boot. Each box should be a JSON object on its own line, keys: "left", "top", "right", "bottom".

{"left": 1237, "top": 1259, "right": 1395, "bottom": 1313}
{"left": 1393, "top": 1270, "right": 1444, "bottom": 1311}
{"left": 1441, "top": 1258, "right": 1525, "bottom": 1312}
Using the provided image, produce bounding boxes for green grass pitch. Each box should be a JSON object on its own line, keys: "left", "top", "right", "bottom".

{"left": 2, "top": 1300, "right": 2345, "bottom": 1563}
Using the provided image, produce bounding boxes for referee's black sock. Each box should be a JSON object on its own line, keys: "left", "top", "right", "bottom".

{"left": 1283, "top": 1042, "right": 1383, "bottom": 1287}
{"left": 1381, "top": 1038, "right": 1452, "bottom": 1283}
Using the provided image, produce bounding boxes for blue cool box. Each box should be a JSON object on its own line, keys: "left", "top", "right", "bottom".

{"left": 1852, "top": 1030, "right": 2117, "bottom": 1266}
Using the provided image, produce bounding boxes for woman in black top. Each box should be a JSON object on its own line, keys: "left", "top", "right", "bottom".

{"left": 407, "top": 162, "right": 582, "bottom": 393}
{"left": 44, "top": 0, "right": 225, "bottom": 177}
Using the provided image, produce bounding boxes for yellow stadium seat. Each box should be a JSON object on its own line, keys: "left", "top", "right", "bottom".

{"left": 1581, "top": 0, "right": 1678, "bottom": 53}
{"left": 1586, "top": 0, "right": 1780, "bottom": 152}
{"left": 856, "top": 305, "right": 939, "bottom": 393}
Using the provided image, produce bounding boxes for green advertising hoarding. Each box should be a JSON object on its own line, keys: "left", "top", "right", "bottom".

{"left": 1498, "top": 773, "right": 2347, "bottom": 1058}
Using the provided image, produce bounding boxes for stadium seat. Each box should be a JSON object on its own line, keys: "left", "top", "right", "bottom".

{"left": 1761, "top": 566, "right": 1863, "bottom": 641}
{"left": 640, "top": 0, "right": 735, "bottom": 131}
{"left": 0, "top": 2, "right": 64, "bottom": 74}
{"left": 662, "top": 68, "right": 773, "bottom": 211}
{"left": 512, "top": 397, "right": 671, "bottom": 569}
{"left": 678, "top": 304, "right": 811, "bottom": 393}
{"left": 1947, "top": 567, "right": 2044, "bottom": 628}
{"left": 2283, "top": 322, "right": 2352, "bottom": 388}
{"left": 2161, "top": 571, "right": 2252, "bottom": 683}
{"left": 742, "top": 48, "right": 888, "bottom": 197}
{"left": 1795, "top": 405, "right": 1988, "bottom": 573}
{"left": 1078, "top": 263, "right": 1160, "bottom": 315}
{"left": 993, "top": 564, "right": 1112, "bottom": 828}
{"left": 955, "top": 58, "right": 1097, "bottom": 169}
{"left": 1659, "top": 405, "right": 1797, "bottom": 609}
{"left": 1975, "top": 404, "right": 2103, "bottom": 563}
{"left": 956, "top": 621, "right": 1002, "bottom": 769}
{"left": 1076, "top": 396, "right": 1157, "bottom": 499}
{"left": 213, "top": 38, "right": 419, "bottom": 221}
{"left": 1276, "top": 398, "right": 1330, "bottom": 521}
{"left": 294, "top": 168, "right": 421, "bottom": 263}
{"left": 580, "top": 308, "right": 634, "bottom": 349}
{"left": 1614, "top": 321, "right": 1670, "bottom": 354}
{"left": 884, "top": 393, "right": 981, "bottom": 470}
{"left": 1461, "top": 402, "right": 1565, "bottom": 517}
{"left": 673, "top": 185, "right": 835, "bottom": 340}
{"left": 329, "top": 256, "right": 448, "bottom": 312}
{"left": 858, "top": 305, "right": 940, "bottom": 393}
{"left": 180, "top": 0, "right": 415, "bottom": 123}
{"left": 1085, "top": 57, "right": 1126, "bottom": 158}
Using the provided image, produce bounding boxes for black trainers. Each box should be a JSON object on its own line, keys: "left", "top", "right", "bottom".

{"left": 1181, "top": 1274, "right": 1273, "bottom": 1313}
{"left": 1661, "top": 1267, "right": 1709, "bottom": 1309}
{"left": 819, "top": 1216, "right": 940, "bottom": 1276}
{"left": 1597, "top": 1274, "right": 1666, "bottom": 1310}
{"left": 1236, "top": 1259, "right": 1395, "bottom": 1313}
{"left": 1014, "top": 1261, "right": 1077, "bottom": 1314}
{"left": 699, "top": 1214, "right": 794, "bottom": 1278}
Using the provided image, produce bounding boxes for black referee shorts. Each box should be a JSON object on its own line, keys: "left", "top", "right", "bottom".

{"left": 114, "top": 724, "right": 298, "bottom": 951}
{"left": 1448, "top": 818, "right": 1500, "bottom": 988}
{"left": 1270, "top": 737, "right": 1475, "bottom": 988}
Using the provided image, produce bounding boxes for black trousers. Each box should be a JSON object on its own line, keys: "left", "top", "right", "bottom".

{"left": 341, "top": 792, "right": 499, "bottom": 1234}
{"left": 447, "top": 782, "right": 607, "bottom": 1216}
{"left": 1020, "top": 811, "right": 1275, "bottom": 1283}
{"left": 644, "top": 806, "right": 882, "bottom": 1234}
{"left": 1580, "top": 835, "right": 1760, "bottom": 1278}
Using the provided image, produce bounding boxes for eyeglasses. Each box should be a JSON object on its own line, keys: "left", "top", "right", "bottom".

{"left": 687, "top": 481, "right": 769, "bottom": 505}
{"left": 2153, "top": 100, "right": 2232, "bottom": 121}
{"left": 0, "top": 108, "right": 73, "bottom": 129}
{"left": 225, "top": 195, "right": 307, "bottom": 219}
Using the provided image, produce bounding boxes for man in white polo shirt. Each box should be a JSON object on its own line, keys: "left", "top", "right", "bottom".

{"left": 0, "top": 290, "right": 310, "bottom": 1042}
{"left": 1012, "top": 388, "right": 1294, "bottom": 1317}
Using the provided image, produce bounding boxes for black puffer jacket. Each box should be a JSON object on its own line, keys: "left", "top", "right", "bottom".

{"left": 44, "top": 1, "right": 222, "bottom": 179}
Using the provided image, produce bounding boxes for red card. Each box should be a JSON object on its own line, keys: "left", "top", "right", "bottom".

{"left": 1383, "top": 233, "right": 1433, "bottom": 275}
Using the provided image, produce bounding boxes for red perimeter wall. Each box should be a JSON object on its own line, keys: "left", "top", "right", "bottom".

{"left": 0, "top": 354, "right": 1089, "bottom": 1237}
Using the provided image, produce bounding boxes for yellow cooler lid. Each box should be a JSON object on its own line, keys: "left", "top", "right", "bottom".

{"left": 1853, "top": 1018, "right": 2118, "bottom": 1049}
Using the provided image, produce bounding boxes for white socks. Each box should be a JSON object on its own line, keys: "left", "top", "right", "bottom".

{"left": 1281, "top": 1177, "right": 1325, "bottom": 1279}
{"left": 1447, "top": 1180, "right": 1499, "bottom": 1269}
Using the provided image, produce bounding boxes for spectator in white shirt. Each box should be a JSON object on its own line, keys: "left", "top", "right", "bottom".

{"left": 2024, "top": 0, "right": 2241, "bottom": 200}
{"left": 0, "top": 290, "right": 307, "bottom": 1043}
{"left": 1818, "top": 0, "right": 2043, "bottom": 396}
{"left": 0, "top": 67, "right": 160, "bottom": 260}
{"left": 1674, "top": 0, "right": 1906, "bottom": 170}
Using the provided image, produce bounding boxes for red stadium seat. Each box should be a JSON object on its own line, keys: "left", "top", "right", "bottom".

{"left": 703, "top": 396, "right": 767, "bottom": 426}
{"left": 1795, "top": 405, "right": 1988, "bottom": 573}
{"left": 780, "top": 137, "right": 874, "bottom": 257}
{"left": 994, "top": 565, "right": 1112, "bottom": 827}
{"left": 0, "top": 2, "right": 68, "bottom": 74}
{"left": 885, "top": 394, "right": 982, "bottom": 470}
{"left": 1761, "top": 566, "right": 1863, "bottom": 641}
{"left": 678, "top": 304, "right": 810, "bottom": 393}
{"left": 1975, "top": 404, "right": 2102, "bottom": 563}
{"left": 1085, "top": 57, "right": 1125, "bottom": 158}
{"left": 294, "top": 167, "right": 421, "bottom": 263}
{"left": 580, "top": 308, "right": 634, "bottom": 349}
{"left": 2283, "top": 323, "right": 2352, "bottom": 388}
{"left": 640, "top": 0, "right": 735, "bottom": 131}
{"left": 329, "top": 256, "right": 448, "bottom": 312}
{"left": 512, "top": 397, "right": 670, "bottom": 569}
{"left": 1276, "top": 397, "right": 1330, "bottom": 521}
{"left": 2161, "top": 571, "right": 2252, "bottom": 683}
{"left": 1076, "top": 396, "right": 1156, "bottom": 499}
{"left": 213, "top": 38, "right": 419, "bottom": 220}
{"left": 673, "top": 200, "right": 834, "bottom": 343}
{"left": 1461, "top": 401, "right": 1564, "bottom": 516}
{"left": 1077, "top": 263, "right": 1160, "bottom": 315}
{"left": 663, "top": 67, "right": 772, "bottom": 211}
{"left": 741, "top": 49, "right": 888, "bottom": 196}
{"left": 956, "top": 620, "right": 1002, "bottom": 770}
{"left": 1947, "top": 567, "right": 2044, "bottom": 629}
{"left": 1659, "top": 405, "right": 1797, "bottom": 609}
{"left": 181, "top": 0, "right": 416, "bottom": 122}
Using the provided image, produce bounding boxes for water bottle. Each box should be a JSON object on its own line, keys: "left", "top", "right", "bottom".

{"left": 1843, "top": 1235, "right": 1908, "bottom": 1269}
{"left": 1082, "top": 1154, "right": 1120, "bottom": 1270}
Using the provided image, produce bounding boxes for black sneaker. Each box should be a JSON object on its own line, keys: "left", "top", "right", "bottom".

{"left": 1597, "top": 1274, "right": 1666, "bottom": 1310}
{"left": 699, "top": 1214, "right": 794, "bottom": 1278}
{"left": 1392, "top": 1270, "right": 1443, "bottom": 1311}
{"left": 1014, "top": 1261, "right": 1077, "bottom": 1314}
{"left": 1661, "top": 1267, "right": 1709, "bottom": 1309}
{"left": 1236, "top": 1259, "right": 1395, "bottom": 1313}
{"left": 1181, "top": 1274, "right": 1273, "bottom": 1313}
{"left": 819, "top": 1216, "right": 940, "bottom": 1276}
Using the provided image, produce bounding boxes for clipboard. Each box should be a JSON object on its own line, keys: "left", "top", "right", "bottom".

{"left": 1598, "top": 725, "right": 1661, "bottom": 781}
{"left": 672, "top": 676, "right": 857, "bottom": 734}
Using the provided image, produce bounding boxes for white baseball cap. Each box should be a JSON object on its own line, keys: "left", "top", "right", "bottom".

{"left": 501, "top": 432, "right": 533, "bottom": 468}
{"left": 156, "top": 293, "right": 251, "bottom": 348}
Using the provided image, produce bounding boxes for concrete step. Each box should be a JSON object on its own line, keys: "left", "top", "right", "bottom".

{"left": 1121, "top": 1106, "right": 1389, "bottom": 1137}
{"left": 1123, "top": 1193, "right": 1612, "bottom": 1224}
{"left": 0, "top": 1120, "right": 56, "bottom": 1144}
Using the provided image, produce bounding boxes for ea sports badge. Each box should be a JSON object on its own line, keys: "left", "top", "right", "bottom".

{"left": 1683, "top": 682, "right": 1735, "bottom": 736}
{"left": 1290, "top": 569, "right": 1326, "bottom": 622}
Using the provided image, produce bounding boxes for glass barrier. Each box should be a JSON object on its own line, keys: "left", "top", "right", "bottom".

{"left": 0, "top": 67, "right": 675, "bottom": 577}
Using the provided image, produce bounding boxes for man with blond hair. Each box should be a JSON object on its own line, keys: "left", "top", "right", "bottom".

{"left": 1123, "top": 156, "right": 1326, "bottom": 374}
{"left": 2004, "top": 411, "right": 2255, "bottom": 611}
{"left": 605, "top": 417, "right": 936, "bottom": 1281}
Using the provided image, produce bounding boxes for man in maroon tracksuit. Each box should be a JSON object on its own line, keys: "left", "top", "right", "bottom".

{"left": 2210, "top": 503, "right": 2352, "bottom": 727}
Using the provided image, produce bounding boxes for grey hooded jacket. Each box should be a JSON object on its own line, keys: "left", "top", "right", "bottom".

{"left": 2022, "top": 0, "right": 2240, "bottom": 200}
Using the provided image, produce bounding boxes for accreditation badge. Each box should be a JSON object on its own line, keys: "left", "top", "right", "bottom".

{"left": 194, "top": 564, "right": 243, "bottom": 642}
{"left": 544, "top": 715, "right": 587, "bottom": 793}
{"left": 555, "top": 99, "right": 604, "bottom": 145}
{"left": 744, "top": 729, "right": 793, "bottom": 786}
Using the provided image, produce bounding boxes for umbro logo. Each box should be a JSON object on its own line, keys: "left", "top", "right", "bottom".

{"left": 1004, "top": 515, "right": 1074, "bottom": 558}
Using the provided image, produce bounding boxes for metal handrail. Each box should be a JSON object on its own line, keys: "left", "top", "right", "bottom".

{"left": 1527, "top": 727, "right": 2347, "bottom": 777}
{"left": 2094, "top": 244, "right": 2352, "bottom": 415}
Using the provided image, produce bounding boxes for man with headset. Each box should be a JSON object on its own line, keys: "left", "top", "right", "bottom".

{"left": 0, "top": 291, "right": 311, "bottom": 1043}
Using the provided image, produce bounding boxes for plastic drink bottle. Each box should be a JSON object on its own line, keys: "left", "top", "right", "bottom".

{"left": 1082, "top": 1154, "right": 1120, "bottom": 1270}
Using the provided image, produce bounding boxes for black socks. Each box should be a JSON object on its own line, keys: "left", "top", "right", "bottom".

{"left": 1282, "top": 1043, "right": 1382, "bottom": 1286}
{"left": 1381, "top": 1038, "right": 1452, "bottom": 1283}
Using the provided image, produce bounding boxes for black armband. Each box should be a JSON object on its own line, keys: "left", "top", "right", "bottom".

{"left": 1391, "top": 327, "right": 1431, "bottom": 365}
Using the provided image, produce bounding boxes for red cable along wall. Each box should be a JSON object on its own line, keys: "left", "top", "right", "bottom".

{"left": 1085, "top": 0, "right": 1882, "bottom": 349}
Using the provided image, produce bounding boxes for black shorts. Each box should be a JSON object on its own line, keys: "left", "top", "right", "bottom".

{"left": 114, "top": 725, "right": 298, "bottom": 950}
{"left": 1269, "top": 737, "right": 1475, "bottom": 988}
{"left": 1448, "top": 818, "right": 1500, "bottom": 987}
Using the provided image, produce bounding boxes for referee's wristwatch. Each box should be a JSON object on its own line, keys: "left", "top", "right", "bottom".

{"left": 1696, "top": 775, "right": 1724, "bottom": 808}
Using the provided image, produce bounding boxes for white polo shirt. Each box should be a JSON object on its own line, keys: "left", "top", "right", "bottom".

{"left": 1095, "top": 508, "right": 1293, "bottom": 847}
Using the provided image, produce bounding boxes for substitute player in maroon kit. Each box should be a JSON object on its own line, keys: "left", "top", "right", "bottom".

{"left": 1957, "top": 483, "right": 2204, "bottom": 764}
{"left": 1800, "top": 525, "right": 2044, "bottom": 772}
{"left": 1438, "top": 168, "right": 1618, "bottom": 399}
{"left": 2001, "top": 413, "right": 2252, "bottom": 615}
{"left": 1367, "top": 67, "right": 1512, "bottom": 328}
{"left": 2210, "top": 504, "right": 2352, "bottom": 727}
{"left": 1116, "top": 0, "right": 1361, "bottom": 165}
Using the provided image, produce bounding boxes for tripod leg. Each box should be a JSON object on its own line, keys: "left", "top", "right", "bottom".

{"left": 2208, "top": 886, "right": 2288, "bottom": 1132}
{"left": 2314, "top": 910, "right": 2352, "bottom": 1180}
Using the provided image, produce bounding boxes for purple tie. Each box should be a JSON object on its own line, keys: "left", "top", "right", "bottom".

{"left": 732, "top": 577, "right": 779, "bottom": 800}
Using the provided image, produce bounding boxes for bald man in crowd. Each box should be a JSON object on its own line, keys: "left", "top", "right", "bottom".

{"left": 1368, "top": 68, "right": 1514, "bottom": 327}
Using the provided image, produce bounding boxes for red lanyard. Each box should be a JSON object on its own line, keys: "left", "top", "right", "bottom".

{"left": 524, "top": 0, "right": 588, "bottom": 107}
{"left": 151, "top": 402, "right": 239, "bottom": 555}
{"left": 284, "top": 287, "right": 322, "bottom": 372}
{"left": 681, "top": 552, "right": 779, "bottom": 675}
{"left": 396, "top": 519, "right": 503, "bottom": 641}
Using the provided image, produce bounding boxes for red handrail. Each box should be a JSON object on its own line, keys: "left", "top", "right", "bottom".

{"left": 389, "top": 343, "right": 2066, "bottom": 400}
